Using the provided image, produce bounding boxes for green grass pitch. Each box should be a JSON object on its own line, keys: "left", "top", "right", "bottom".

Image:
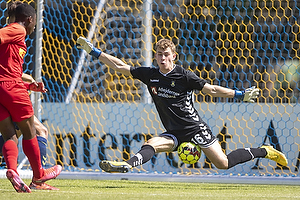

{"left": 0, "top": 179, "right": 299, "bottom": 200}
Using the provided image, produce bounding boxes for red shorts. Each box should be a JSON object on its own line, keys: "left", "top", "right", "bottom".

{"left": 0, "top": 81, "right": 34, "bottom": 122}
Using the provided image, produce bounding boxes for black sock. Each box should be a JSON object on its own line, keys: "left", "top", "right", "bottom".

{"left": 126, "top": 145, "right": 155, "bottom": 167}
{"left": 0, "top": 135, "right": 4, "bottom": 155}
{"left": 227, "top": 148, "right": 267, "bottom": 169}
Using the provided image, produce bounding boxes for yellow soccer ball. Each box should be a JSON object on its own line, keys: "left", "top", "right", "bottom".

{"left": 177, "top": 142, "right": 201, "bottom": 164}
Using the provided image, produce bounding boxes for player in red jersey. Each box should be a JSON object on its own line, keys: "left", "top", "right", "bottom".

{"left": 0, "top": 3, "right": 62, "bottom": 192}
{"left": 0, "top": 1, "right": 49, "bottom": 170}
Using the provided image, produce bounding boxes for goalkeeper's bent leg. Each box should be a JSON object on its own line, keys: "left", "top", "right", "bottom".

{"left": 227, "top": 148, "right": 266, "bottom": 169}
{"left": 99, "top": 145, "right": 156, "bottom": 173}
{"left": 126, "top": 145, "right": 155, "bottom": 167}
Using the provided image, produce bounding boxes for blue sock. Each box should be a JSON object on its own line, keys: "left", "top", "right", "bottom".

{"left": 0, "top": 135, "right": 4, "bottom": 155}
{"left": 37, "top": 136, "right": 47, "bottom": 168}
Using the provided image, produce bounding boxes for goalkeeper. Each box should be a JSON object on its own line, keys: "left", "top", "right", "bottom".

{"left": 77, "top": 37, "right": 288, "bottom": 173}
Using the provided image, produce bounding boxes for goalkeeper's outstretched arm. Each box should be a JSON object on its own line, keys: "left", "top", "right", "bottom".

{"left": 202, "top": 83, "right": 260, "bottom": 103}
{"left": 99, "top": 53, "right": 131, "bottom": 76}
{"left": 76, "top": 36, "right": 259, "bottom": 102}
{"left": 76, "top": 37, "right": 131, "bottom": 76}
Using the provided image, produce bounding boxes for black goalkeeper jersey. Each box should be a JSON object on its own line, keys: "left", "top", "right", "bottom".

{"left": 130, "top": 65, "right": 207, "bottom": 133}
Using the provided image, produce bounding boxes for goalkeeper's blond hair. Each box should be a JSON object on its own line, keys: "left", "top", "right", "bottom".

{"left": 155, "top": 39, "right": 176, "bottom": 54}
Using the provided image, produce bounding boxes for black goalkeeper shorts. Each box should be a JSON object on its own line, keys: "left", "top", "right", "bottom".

{"left": 160, "top": 121, "right": 217, "bottom": 151}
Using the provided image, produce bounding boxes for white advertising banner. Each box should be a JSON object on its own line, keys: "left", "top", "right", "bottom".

{"left": 42, "top": 102, "right": 300, "bottom": 175}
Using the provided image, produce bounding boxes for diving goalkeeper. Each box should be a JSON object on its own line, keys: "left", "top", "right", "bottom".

{"left": 77, "top": 36, "right": 288, "bottom": 173}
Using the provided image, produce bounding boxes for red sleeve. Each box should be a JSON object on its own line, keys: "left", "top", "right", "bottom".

{"left": 0, "top": 23, "right": 26, "bottom": 45}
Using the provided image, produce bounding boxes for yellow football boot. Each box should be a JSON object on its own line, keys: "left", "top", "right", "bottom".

{"left": 261, "top": 145, "right": 288, "bottom": 166}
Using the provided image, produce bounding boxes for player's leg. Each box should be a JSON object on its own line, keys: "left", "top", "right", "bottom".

{"left": 16, "top": 116, "right": 61, "bottom": 190}
{"left": 99, "top": 136, "right": 174, "bottom": 173}
{"left": 190, "top": 121, "right": 287, "bottom": 169}
{"left": 127, "top": 136, "right": 174, "bottom": 166}
{"left": 0, "top": 116, "right": 49, "bottom": 167}
{"left": 10, "top": 85, "right": 44, "bottom": 178}
{"left": 0, "top": 117, "right": 20, "bottom": 172}
{"left": 16, "top": 116, "right": 43, "bottom": 175}
{"left": 0, "top": 115, "right": 31, "bottom": 193}
{"left": 226, "top": 145, "right": 287, "bottom": 167}
{"left": 0, "top": 122, "right": 21, "bottom": 156}
{"left": 202, "top": 140, "right": 287, "bottom": 169}
{"left": 9, "top": 83, "right": 61, "bottom": 190}
{"left": 202, "top": 141, "right": 264, "bottom": 169}
{"left": 0, "top": 82, "right": 31, "bottom": 192}
{"left": 200, "top": 140, "right": 228, "bottom": 169}
{"left": 0, "top": 82, "right": 32, "bottom": 192}
{"left": 33, "top": 115, "right": 48, "bottom": 167}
